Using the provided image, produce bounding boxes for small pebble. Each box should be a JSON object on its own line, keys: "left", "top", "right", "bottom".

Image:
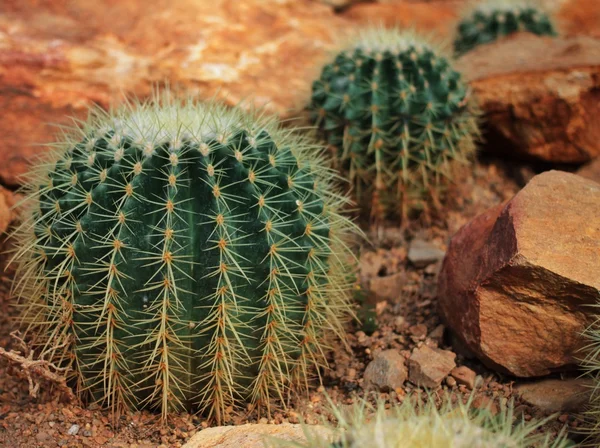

{"left": 68, "top": 424, "right": 80, "bottom": 436}
{"left": 558, "top": 414, "right": 568, "bottom": 423}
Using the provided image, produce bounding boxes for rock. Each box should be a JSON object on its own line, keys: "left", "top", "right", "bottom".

{"left": 408, "top": 324, "right": 428, "bottom": 339}
{"left": 516, "top": 378, "right": 594, "bottom": 412}
{"left": 408, "top": 345, "right": 456, "bottom": 388}
{"left": 317, "top": 0, "right": 366, "bottom": 9}
{"left": 450, "top": 366, "right": 476, "bottom": 390}
{"left": 369, "top": 271, "right": 405, "bottom": 301}
{"left": 408, "top": 240, "right": 445, "bottom": 268}
{"left": 559, "top": 0, "right": 600, "bottom": 39}
{"left": 182, "top": 423, "right": 332, "bottom": 448}
{"left": 67, "top": 424, "right": 80, "bottom": 436}
{"left": 363, "top": 349, "right": 407, "bottom": 392}
{"left": 428, "top": 324, "right": 445, "bottom": 343}
{"left": 0, "top": 0, "right": 347, "bottom": 186}
{"left": 438, "top": 171, "right": 600, "bottom": 377}
{"left": 577, "top": 158, "right": 600, "bottom": 184}
{"left": 0, "top": 187, "right": 14, "bottom": 235}
{"left": 458, "top": 34, "right": 600, "bottom": 164}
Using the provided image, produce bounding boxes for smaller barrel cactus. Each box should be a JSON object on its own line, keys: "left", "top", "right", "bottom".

{"left": 10, "top": 92, "right": 359, "bottom": 423}
{"left": 454, "top": 0, "right": 558, "bottom": 56}
{"left": 309, "top": 28, "right": 479, "bottom": 223}
{"left": 271, "top": 395, "right": 570, "bottom": 448}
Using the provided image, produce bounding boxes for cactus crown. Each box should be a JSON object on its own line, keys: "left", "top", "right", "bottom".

{"left": 310, "top": 29, "right": 479, "bottom": 222}
{"left": 10, "top": 92, "right": 359, "bottom": 423}
{"left": 454, "top": 0, "right": 557, "bottom": 56}
{"left": 271, "top": 395, "right": 570, "bottom": 448}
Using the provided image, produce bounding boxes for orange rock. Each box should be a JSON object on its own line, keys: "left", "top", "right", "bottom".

{"left": 438, "top": 171, "right": 600, "bottom": 377}
{"left": 0, "top": 0, "right": 346, "bottom": 186}
{"left": 558, "top": 0, "right": 600, "bottom": 38}
{"left": 458, "top": 33, "right": 600, "bottom": 164}
{"left": 182, "top": 423, "right": 332, "bottom": 448}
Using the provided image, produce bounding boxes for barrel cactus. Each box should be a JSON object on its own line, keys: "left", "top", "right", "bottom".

{"left": 309, "top": 29, "right": 479, "bottom": 222}
{"left": 10, "top": 93, "right": 359, "bottom": 423}
{"left": 271, "top": 395, "right": 570, "bottom": 447}
{"left": 580, "top": 309, "right": 600, "bottom": 443}
{"left": 454, "top": 0, "right": 557, "bottom": 56}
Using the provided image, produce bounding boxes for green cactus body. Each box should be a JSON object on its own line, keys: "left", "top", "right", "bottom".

{"left": 454, "top": 0, "right": 557, "bottom": 56}
{"left": 11, "top": 95, "right": 358, "bottom": 422}
{"left": 310, "top": 29, "right": 479, "bottom": 221}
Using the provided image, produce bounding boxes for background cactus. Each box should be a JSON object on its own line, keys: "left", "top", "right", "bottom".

{"left": 271, "top": 395, "right": 571, "bottom": 448}
{"left": 454, "top": 0, "right": 558, "bottom": 56}
{"left": 10, "top": 93, "right": 359, "bottom": 423}
{"left": 309, "top": 29, "right": 479, "bottom": 223}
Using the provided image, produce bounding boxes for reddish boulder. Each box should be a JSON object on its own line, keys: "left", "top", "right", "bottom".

{"left": 438, "top": 171, "right": 600, "bottom": 377}
{"left": 458, "top": 34, "right": 600, "bottom": 164}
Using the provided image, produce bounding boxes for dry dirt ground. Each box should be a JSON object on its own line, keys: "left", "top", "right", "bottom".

{"left": 0, "top": 155, "right": 587, "bottom": 448}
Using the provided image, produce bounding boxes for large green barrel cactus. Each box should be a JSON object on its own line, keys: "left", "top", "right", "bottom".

{"left": 309, "top": 29, "right": 479, "bottom": 222}
{"left": 10, "top": 94, "right": 358, "bottom": 422}
{"left": 454, "top": 0, "right": 557, "bottom": 56}
{"left": 271, "top": 395, "right": 571, "bottom": 447}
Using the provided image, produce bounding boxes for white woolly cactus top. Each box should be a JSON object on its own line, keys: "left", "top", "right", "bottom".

{"left": 345, "top": 28, "right": 437, "bottom": 54}
{"left": 79, "top": 93, "right": 295, "bottom": 158}
{"left": 270, "top": 395, "right": 570, "bottom": 448}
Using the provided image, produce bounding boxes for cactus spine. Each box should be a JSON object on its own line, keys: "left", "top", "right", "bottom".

{"left": 271, "top": 396, "right": 570, "bottom": 448}
{"left": 454, "top": 0, "right": 557, "bottom": 56}
{"left": 580, "top": 307, "right": 600, "bottom": 443}
{"left": 309, "top": 29, "right": 479, "bottom": 222}
{"left": 10, "top": 93, "right": 358, "bottom": 422}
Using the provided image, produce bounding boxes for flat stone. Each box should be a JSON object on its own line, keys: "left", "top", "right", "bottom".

{"left": 516, "top": 378, "right": 594, "bottom": 412}
{"left": 408, "top": 240, "right": 445, "bottom": 268}
{"left": 363, "top": 349, "right": 407, "bottom": 392}
{"left": 369, "top": 271, "right": 405, "bottom": 302}
{"left": 451, "top": 366, "right": 477, "bottom": 390}
{"left": 408, "top": 345, "right": 456, "bottom": 388}
{"left": 182, "top": 423, "right": 332, "bottom": 448}
{"left": 408, "top": 324, "right": 428, "bottom": 339}
{"left": 428, "top": 324, "right": 445, "bottom": 343}
{"left": 438, "top": 171, "right": 600, "bottom": 377}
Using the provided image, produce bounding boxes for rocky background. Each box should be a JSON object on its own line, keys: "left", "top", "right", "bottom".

{"left": 0, "top": 0, "right": 599, "bottom": 447}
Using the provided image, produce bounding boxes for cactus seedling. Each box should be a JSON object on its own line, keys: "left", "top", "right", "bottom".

{"left": 309, "top": 28, "right": 479, "bottom": 223}
{"left": 271, "top": 395, "right": 571, "bottom": 447}
{"left": 10, "top": 92, "right": 359, "bottom": 423}
{"left": 454, "top": 0, "right": 557, "bottom": 56}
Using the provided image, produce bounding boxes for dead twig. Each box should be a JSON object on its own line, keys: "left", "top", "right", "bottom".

{"left": 0, "top": 331, "right": 75, "bottom": 402}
